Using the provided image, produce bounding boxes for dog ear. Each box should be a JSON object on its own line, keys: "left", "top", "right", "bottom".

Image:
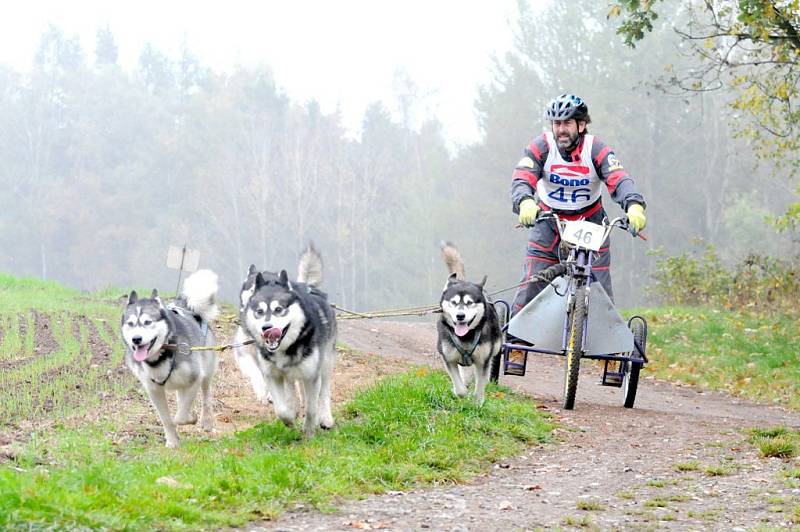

{"left": 278, "top": 269, "right": 289, "bottom": 286}
{"left": 151, "top": 289, "right": 165, "bottom": 308}
{"left": 128, "top": 290, "right": 138, "bottom": 304}
{"left": 255, "top": 272, "right": 266, "bottom": 289}
{"left": 478, "top": 275, "right": 487, "bottom": 288}
{"left": 448, "top": 272, "right": 458, "bottom": 284}
{"left": 247, "top": 264, "right": 257, "bottom": 276}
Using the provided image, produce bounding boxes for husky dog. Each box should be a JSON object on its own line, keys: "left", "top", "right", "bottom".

{"left": 437, "top": 243, "right": 502, "bottom": 406}
{"left": 121, "top": 270, "right": 219, "bottom": 448}
{"left": 238, "top": 244, "right": 336, "bottom": 437}
{"left": 233, "top": 265, "right": 278, "bottom": 405}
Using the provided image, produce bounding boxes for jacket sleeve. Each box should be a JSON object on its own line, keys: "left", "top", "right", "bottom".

{"left": 510, "top": 134, "right": 548, "bottom": 214}
{"left": 591, "top": 137, "right": 646, "bottom": 211}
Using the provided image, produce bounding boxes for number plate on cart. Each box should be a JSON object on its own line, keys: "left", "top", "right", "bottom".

{"left": 561, "top": 220, "right": 605, "bottom": 251}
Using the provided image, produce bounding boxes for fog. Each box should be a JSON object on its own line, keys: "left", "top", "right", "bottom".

{"left": 0, "top": 1, "right": 792, "bottom": 310}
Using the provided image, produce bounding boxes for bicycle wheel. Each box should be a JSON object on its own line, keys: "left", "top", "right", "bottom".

{"left": 563, "top": 284, "right": 587, "bottom": 410}
{"left": 622, "top": 318, "right": 646, "bottom": 408}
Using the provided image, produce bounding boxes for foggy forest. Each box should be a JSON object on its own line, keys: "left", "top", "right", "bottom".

{"left": 0, "top": 0, "right": 796, "bottom": 310}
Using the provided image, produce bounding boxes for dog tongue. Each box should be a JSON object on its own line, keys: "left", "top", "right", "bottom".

{"left": 133, "top": 345, "right": 149, "bottom": 362}
{"left": 263, "top": 327, "right": 282, "bottom": 343}
{"left": 455, "top": 323, "right": 470, "bottom": 337}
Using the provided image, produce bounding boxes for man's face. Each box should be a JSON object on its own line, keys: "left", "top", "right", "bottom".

{"left": 552, "top": 119, "right": 585, "bottom": 149}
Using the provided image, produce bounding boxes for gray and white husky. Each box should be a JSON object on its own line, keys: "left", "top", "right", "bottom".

{"left": 121, "top": 269, "right": 219, "bottom": 448}
{"left": 233, "top": 265, "right": 276, "bottom": 405}
{"left": 437, "top": 243, "right": 502, "bottom": 406}
{"left": 237, "top": 244, "right": 336, "bottom": 437}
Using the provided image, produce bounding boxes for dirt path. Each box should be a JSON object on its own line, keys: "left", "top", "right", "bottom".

{"left": 255, "top": 320, "right": 800, "bottom": 531}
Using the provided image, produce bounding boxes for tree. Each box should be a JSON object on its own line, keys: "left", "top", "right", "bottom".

{"left": 609, "top": 0, "right": 800, "bottom": 227}
{"left": 94, "top": 25, "right": 118, "bottom": 67}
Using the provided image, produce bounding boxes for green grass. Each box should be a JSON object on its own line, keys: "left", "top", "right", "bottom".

{"left": 0, "top": 276, "right": 131, "bottom": 425}
{"left": 562, "top": 514, "right": 595, "bottom": 528}
{"left": 627, "top": 306, "right": 800, "bottom": 408}
{"left": 704, "top": 465, "right": 732, "bottom": 476}
{"left": 0, "top": 370, "right": 553, "bottom": 530}
{"left": 748, "top": 427, "right": 799, "bottom": 459}
{"left": 576, "top": 499, "right": 604, "bottom": 511}
{"left": 674, "top": 460, "right": 700, "bottom": 472}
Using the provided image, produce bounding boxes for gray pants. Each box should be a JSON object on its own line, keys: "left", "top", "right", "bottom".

{"left": 511, "top": 208, "right": 613, "bottom": 317}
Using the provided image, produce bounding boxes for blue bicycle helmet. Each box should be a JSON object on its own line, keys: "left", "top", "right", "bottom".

{"left": 545, "top": 93, "right": 591, "bottom": 123}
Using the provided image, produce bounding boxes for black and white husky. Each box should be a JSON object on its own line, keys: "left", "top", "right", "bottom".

{"left": 121, "top": 269, "right": 220, "bottom": 448}
{"left": 437, "top": 243, "right": 502, "bottom": 406}
{"left": 238, "top": 244, "right": 336, "bottom": 437}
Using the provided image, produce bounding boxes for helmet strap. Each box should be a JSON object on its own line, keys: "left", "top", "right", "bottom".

{"left": 561, "top": 130, "right": 585, "bottom": 156}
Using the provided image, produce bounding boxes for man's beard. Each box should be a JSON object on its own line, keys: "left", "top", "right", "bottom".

{"left": 555, "top": 130, "right": 579, "bottom": 149}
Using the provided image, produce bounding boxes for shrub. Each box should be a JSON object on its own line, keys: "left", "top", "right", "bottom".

{"left": 649, "top": 245, "right": 800, "bottom": 312}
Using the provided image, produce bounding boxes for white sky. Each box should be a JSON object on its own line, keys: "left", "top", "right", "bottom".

{"left": 0, "top": 1, "right": 539, "bottom": 146}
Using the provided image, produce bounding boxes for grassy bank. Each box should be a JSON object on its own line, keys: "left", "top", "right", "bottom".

{"left": 0, "top": 371, "right": 553, "bottom": 529}
{"left": 631, "top": 306, "right": 800, "bottom": 409}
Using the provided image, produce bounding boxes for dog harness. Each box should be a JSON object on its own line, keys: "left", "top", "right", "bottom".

{"left": 446, "top": 328, "right": 483, "bottom": 367}
{"left": 145, "top": 337, "right": 180, "bottom": 386}
{"left": 147, "top": 306, "right": 210, "bottom": 386}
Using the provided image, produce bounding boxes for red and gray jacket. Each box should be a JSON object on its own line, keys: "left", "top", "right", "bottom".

{"left": 510, "top": 132, "right": 645, "bottom": 220}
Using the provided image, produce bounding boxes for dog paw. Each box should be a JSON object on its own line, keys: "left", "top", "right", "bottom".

{"left": 277, "top": 415, "right": 295, "bottom": 427}
{"left": 257, "top": 392, "right": 273, "bottom": 405}
{"left": 320, "top": 416, "right": 334, "bottom": 430}
{"left": 452, "top": 387, "right": 468, "bottom": 398}
{"left": 200, "top": 415, "right": 214, "bottom": 432}
{"left": 174, "top": 414, "right": 198, "bottom": 426}
{"left": 165, "top": 438, "right": 180, "bottom": 449}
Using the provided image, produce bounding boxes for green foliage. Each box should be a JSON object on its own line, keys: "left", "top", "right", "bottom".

{"left": 649, "top": 244, "right": 800, "bottom": 312}
{"left": 608, "top": 1, "right": 662, "bottom": 47}
{"left": 0, "top": 371, "right": 553, "bottom": 529}
{"left": 610, "top": 1, "right": 800, "bottom": 222}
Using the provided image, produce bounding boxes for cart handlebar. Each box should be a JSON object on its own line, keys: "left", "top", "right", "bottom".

{"left": 518, "top": 211, "right": 648, "bottom": 241}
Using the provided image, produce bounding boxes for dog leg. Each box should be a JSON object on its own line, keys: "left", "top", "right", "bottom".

{"left": 474, "top": 359, "right": 491, "bottom": 407}
{"left": 268, "top": 374, "right": 296, "bottom": 426}
{"left": 174, "top": 381, "right": 201, "bottom": 425}
{"left": 146, "top": 384, "right": 180, "bottom": 448}
{"left": 283, "top": 378, "right": 299, "bottom": 415}
{"left": 319, "top": 369, "right": 334, "bottom": 429}
{"left": 199, "top": 373, "right": 214, "bottom": 431}
{"left": 301, "top": 375, "right": 322, "bottom": 438}
{"left": 443, "top": 360, "right": 468, "bottom": 398}
{"left": 458, "top": 365, "right": 475, "bottom": 393}
{"left": 235, "top": 342, "right": 272, "bottom": 405}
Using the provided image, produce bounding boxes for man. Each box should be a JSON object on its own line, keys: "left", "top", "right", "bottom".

{"left": 507, "top": 93, "right": 646, "bottom": 373}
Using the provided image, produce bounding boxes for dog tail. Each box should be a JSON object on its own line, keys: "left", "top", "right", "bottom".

{"left": 297, "top": 242, "right": 323, "bottom": 287}
{"left": 182, "top": 269, "right": 220, "bottom": 322}
{"left": 440, "top": 241, "right": 466, "bottom": 280}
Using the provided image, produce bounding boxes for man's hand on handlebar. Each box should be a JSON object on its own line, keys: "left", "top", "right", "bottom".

{"left": 518, "top": 198, "right": 540, "bottom": 227}
{"left": 626, "top": 203, "right": 646, "bottom": 235}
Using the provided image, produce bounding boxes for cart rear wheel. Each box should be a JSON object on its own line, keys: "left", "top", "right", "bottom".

{"left": 623, "top": 318, "right": 646, "bottom": 408}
